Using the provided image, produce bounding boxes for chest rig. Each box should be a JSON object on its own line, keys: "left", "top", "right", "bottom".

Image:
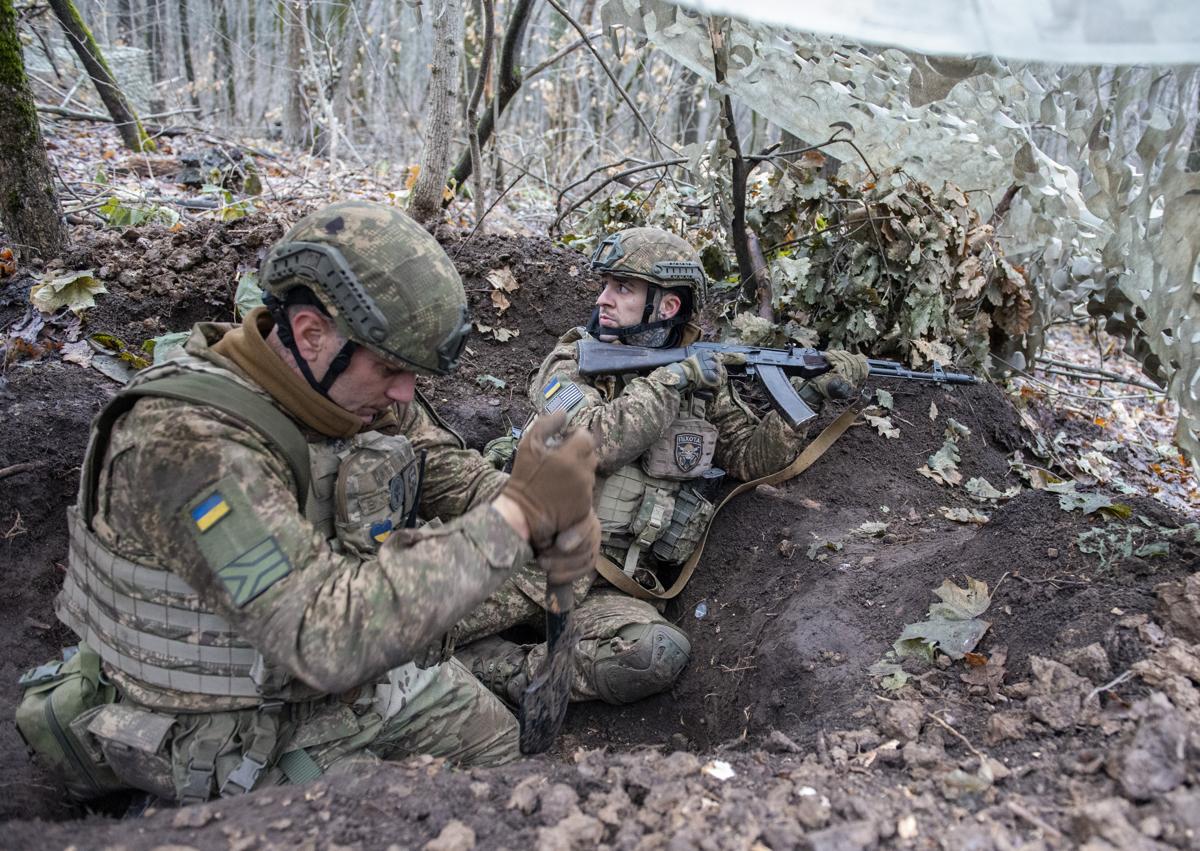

{"left": 56, "top": 351, "right": 423, "bottom": 709}
{"left": 594, "top": 389, "right": 719, "bottom": 587}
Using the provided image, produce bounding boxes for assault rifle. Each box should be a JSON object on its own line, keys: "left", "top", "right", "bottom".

{"left": 576, "top": 338, "right": 977, "bottom": 429}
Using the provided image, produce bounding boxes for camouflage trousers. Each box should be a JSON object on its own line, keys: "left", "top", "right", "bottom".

{"left": 77, "top": 658, "right": 517, "bottom": 804}
{"left": 456, "top": 569, "right": 681, "bottom": 704}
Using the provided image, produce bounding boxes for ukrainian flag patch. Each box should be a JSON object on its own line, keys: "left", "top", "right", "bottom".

{"left": 542, "top": 376, "right": 585, "bottom": 414}
{"left": 370, "top": 519, "right": 393, "bottom": 543}
{"left": 190, "top": 492, "right": 230, "bottom": 532}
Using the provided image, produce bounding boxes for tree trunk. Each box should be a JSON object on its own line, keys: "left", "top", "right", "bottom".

{"left": 177, "top": 0, "right": 200, "bottom": 110}
{"left": 282, "top": 0, "right": 310, "bottom": 148}
{"left": 214, "top": 0, "right": 236, "bottom": 120}
{"left": 464, "top": 0, "right": 494, "bottom": 227}
{"left": 47, "top": 0, "right": 154, "bottom": 152}
{"left": 115, "top": 0, "right": 134, "bottom": 44}
{"left": 0, "top": 0, "right": 66, "bottom": 258}
{"left": 144, "top": 0, "right": 167, "bottom": 113}
{"left": 408, "top": 0, "right": 463, "bottom": 226}
{"left": 448, "top": 0, "right": 530, "bottom": 192}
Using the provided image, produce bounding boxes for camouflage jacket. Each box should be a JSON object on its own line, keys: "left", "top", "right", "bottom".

{"left": 86, "top": 322, "right": 529, "bottom": 704}
{"left": 530, "top": 327, "right": 808, "bottom": 481}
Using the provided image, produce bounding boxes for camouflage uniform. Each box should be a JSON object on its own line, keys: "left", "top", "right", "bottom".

{"left": 50, "top": 204, "right": 530, "bottom": 805}
{"left": 457, "top": 230, "right": 809, "bottom": 706}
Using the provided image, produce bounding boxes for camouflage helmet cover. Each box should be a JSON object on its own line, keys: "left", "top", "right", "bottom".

{"left": 261, "top": 201, "right": 470, "bottom": 375}
{"left": 590, "top": 226, "right": 707, "bottom": 307}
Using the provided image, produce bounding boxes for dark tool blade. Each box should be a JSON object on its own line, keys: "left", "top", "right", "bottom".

{"left": 517, "top": 584, "right": 579, "bottom": 754}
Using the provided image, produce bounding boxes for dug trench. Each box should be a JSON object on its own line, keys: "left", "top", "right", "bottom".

{"left": 1, "top": 216, "right": 1198, "bottom": 848}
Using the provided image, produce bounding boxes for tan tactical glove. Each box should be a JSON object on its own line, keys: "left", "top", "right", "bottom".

{"left": 808, "top": 349, "right": 869, "bottom": 400}
{"left": 662, "top": 349, "right": 725, "bottom": 391}
{"left": 502, "top": 411, "right": 597, "bottom": 549}
{"left": 537, "top": 513, "right": 600, "bottom": 586}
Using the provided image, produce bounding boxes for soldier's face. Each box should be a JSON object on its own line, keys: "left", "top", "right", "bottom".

{"left": 327, "top": 346, "right": 417, "bottom": 424}
{"left": 595, "top": 274, "right": 649, "bottom": 332}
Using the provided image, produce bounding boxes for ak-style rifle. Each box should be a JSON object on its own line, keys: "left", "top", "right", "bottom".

{"left": 576, "top": 338, "right": 977, "bottom": 428}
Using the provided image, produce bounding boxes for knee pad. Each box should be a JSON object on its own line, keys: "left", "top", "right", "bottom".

{"left": 593, "top": 623, "right": 691, "bottom": 705}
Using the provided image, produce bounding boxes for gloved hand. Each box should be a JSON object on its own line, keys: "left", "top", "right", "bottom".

{"left": 663, "top": 349, "right": 724, "bottom": 391}
{"left": 502, "top": 411, "right": 597, "bottom": 549}
{"left": 537, "top": 513, "right": 600, "bottom": 586}
{"left": 482, "top": 433, "right": 518, "bottom": 471}
{"left": 808, "top": 349, "right": 869, "bottom": 400}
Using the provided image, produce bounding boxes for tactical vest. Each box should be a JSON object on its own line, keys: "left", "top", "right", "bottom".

{"left": 594, "top": 393, "right": 719, "bottom": 585}
{"left": 56, "top": 350, "right": 426, "bottom": 709}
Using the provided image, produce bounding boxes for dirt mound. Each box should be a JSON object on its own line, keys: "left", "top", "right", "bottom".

{"left": 3, "top": 220, "right": 1199, "bottom": 845}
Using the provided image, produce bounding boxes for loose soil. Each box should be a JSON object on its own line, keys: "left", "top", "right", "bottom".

{"left": 1, "top": 216, "right": 1198, "bottom": 849}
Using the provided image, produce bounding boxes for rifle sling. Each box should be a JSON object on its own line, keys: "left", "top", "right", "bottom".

{"left": 593, "top": 406, "right": 859, "bottom": 602}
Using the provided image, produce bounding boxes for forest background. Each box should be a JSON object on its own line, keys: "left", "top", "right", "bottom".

{"left": 2, "top": 0, "right": 1199, "bottom": 474}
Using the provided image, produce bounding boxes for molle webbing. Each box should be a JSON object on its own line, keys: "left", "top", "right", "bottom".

{"left": 62, "top": 369, "right": 313, "bottom": 699}
{"left": 58, "top": 508, "right": 263, "bottom": 698}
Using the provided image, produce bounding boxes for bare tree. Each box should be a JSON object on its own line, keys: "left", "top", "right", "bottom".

{"left": 214, "top": 0, "right": 236, "bottom": 119}
{"left": 282, "top": 0, "right": 310, "bottom": 148}
{"left": 47, "top": 0, "right": 155, "bottom": 151}
{"left": 177, "top": 0, "right": 200, "bottom": 110}
{"left": 449, "top": 0, "right": 532, "bottom": 191}
{"left": 408, "top": 0, "right": 463, "bottom": 226}
{"left": 0, "top": 0, "right": 66, "bottom": 257}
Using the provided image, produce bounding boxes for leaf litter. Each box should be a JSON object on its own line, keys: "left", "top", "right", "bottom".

{"left": 894, "top": 576, "right": 994, "bottom": 661}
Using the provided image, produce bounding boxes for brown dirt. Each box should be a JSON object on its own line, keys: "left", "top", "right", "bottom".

{"left": 2, "top": 218, "right": 1198, "bottom": 847}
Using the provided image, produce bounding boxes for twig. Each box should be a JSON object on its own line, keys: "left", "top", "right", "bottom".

{"left": 1086, "top": 669, "right": 1134, "bottom": 704}
{"left": 0, "top": 461, "right": 46, "bottom": 481}
{"left": 452, "top": 171, "right": 526, "bottom": 258}
{"left": 1034, "top": 357, "right": 1163, "bottom": 393}
{"left": 926, "top": 711, "right": 985, "bottom": 761}
{"left": 1006, "top": 801, "right": 1064, "bottom": 840}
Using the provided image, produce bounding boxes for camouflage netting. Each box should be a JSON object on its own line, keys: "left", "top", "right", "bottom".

{"left": 598, "top": 0, "right": 1200, "bottom": 462}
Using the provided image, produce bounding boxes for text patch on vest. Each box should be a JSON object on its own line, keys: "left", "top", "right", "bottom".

{"left": 185, "top": 474, "right": 293, "bottom": 607}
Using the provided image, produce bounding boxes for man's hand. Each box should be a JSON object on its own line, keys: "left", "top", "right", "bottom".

{"left": 501, "top": 411, "right": 597, "bottom": 549}
{"left": 537, "top": 513, "right": 599, "bottom": 586}
{"left": 809, "top": 349, "right": 869, "bottom": 400}
{"left": 663, "top": 349, "right": 724, "bottom": 391}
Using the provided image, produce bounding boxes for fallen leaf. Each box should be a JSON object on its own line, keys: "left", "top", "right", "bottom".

{"left": 234, "top": 270, "right": 263, "bottom": 319}
{"left": 895, "top": 577, "right": 992, "bottom": 661}
{"left": 487, "top": 267, "right": 520, "bottom": 293}
{"left": 476, "top": 374, "right": 506, "bottom": 389}
{"left": 854, "top": 521, "right": 889, "bottom": 537}
{"left": 938, "top": 506, "right": 989, "bottom": 524}
{"left": 929, "top": 401, "right": 939, "bottom": 421}
{"left": 493, "top": 327, "right": 519, "bottom": 343}
{"left": 965, "top": 476, "right": 1020, "bottom": 501}
{"left": 960, "top": 645, "right": 1008, "bottom": 699}
{"left": 864, "top": 412, "right": 900, "bottom": 439}
{"left": 60, "top": 340, "right": 93, "bottom": 367}
{"left": 1058, "top": 491, "right": 1133, "bottom": 518}
{"left": 490, "top": 290, "right": 511, "bottom": 314}
{"left": 30, "top": 270, "right": 107, "bottom": 315}
{"left": 875, "top": 388, "right": 894, "bottom": 410}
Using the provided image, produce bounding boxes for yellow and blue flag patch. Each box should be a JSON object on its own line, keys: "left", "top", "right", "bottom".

{"left": 190, "top": 492, "right": 230, "bottom": 532}
{"left": 541, "top": 376, "right": 585, "bottom": 414}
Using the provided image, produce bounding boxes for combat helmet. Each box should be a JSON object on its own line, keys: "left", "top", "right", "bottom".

{"left": 587, "top": 227, "right": 706, "bottom": 347}
{"left": 260, "top": 201, "right": 471, "bottom": 396}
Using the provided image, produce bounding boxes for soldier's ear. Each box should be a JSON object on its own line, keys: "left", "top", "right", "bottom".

{"left": 659, "top": 292, "right": 682, "bottom": 320}
{"left": 289, "top": 306, "right": 336, "bottom": 363}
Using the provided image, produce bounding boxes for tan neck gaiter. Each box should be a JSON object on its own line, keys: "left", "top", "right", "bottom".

{"left": 212, "top": 307, "right": 363, "bottom": 439}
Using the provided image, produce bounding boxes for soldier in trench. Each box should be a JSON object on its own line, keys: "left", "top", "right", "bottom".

{"left": 456, "top": 227, "right": 870, "bottom": 706}
{"left": 16, "top": 201, "right": 600, "bottom": 804}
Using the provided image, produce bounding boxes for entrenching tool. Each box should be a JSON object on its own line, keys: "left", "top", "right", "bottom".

{"left": 518, "top": 581, "right": 581, "bottom": 754}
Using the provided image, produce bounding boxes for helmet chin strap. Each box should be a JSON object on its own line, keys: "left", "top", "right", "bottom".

{"left": 265, "top": 294, "right": 359, "bottom": 401}
{"left": 585, "top": 286, "right": 684, "bottom": 347}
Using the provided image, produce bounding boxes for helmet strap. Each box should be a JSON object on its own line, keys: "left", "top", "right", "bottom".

{"left": 265, "top": 293, "right": 356, "bottom": 401}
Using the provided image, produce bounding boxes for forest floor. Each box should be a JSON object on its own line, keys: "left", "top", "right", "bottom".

{"left": 0, "top": 128, "right": 1198, "bottom": 849}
